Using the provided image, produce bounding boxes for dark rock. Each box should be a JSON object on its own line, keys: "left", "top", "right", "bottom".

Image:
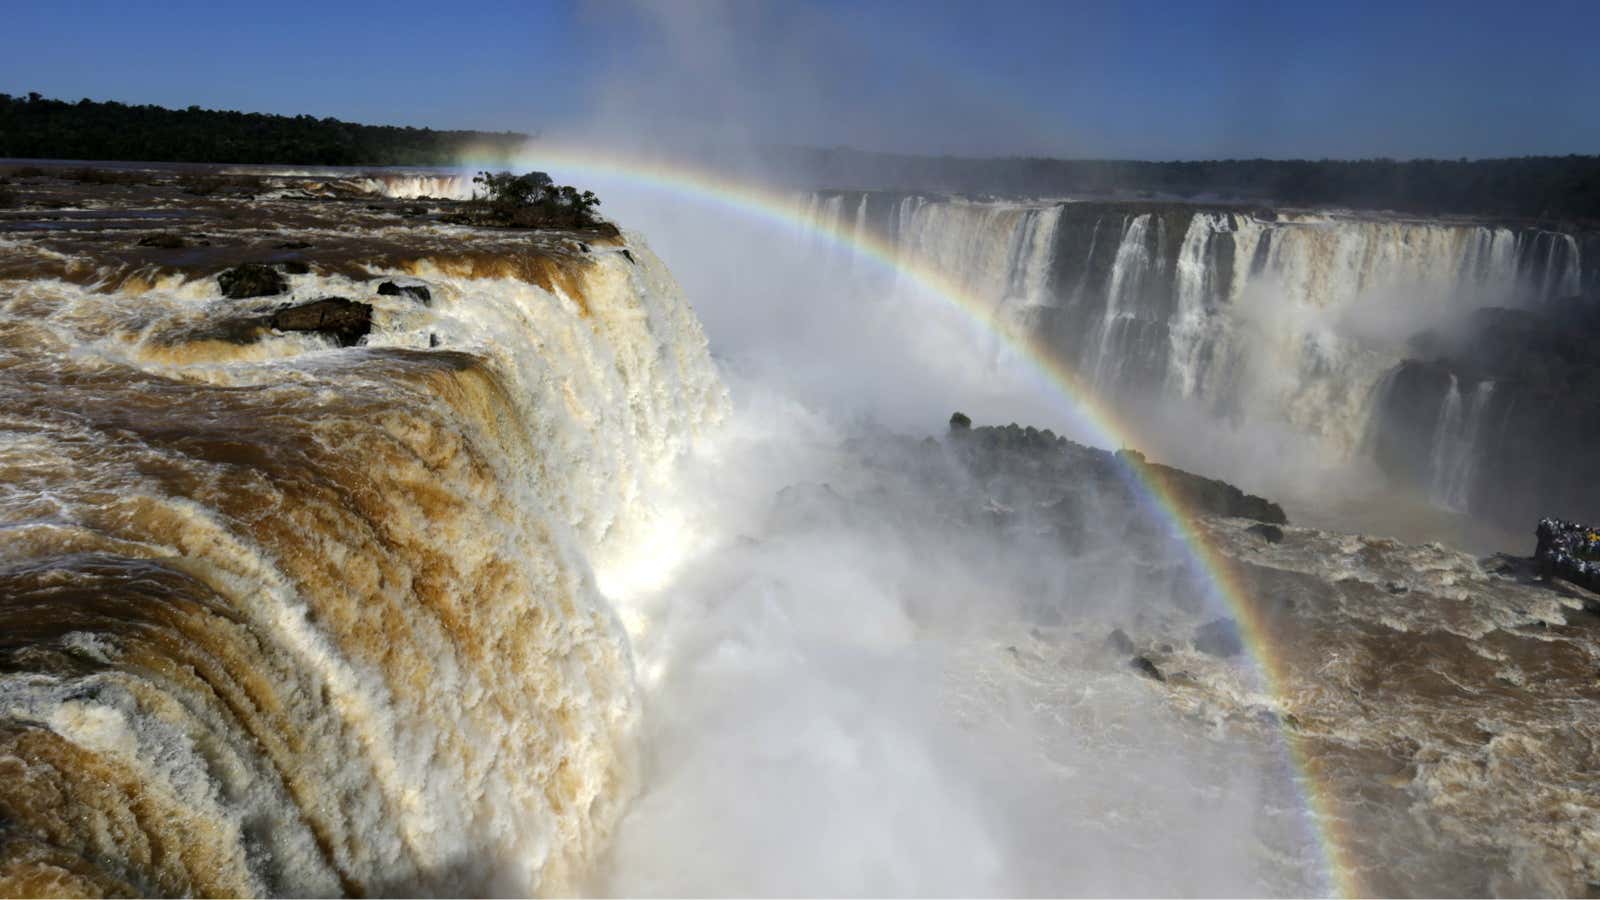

{"left": 279, "top": 261, "right": 311, "bottom": 275}
{"left": 136, "top": 233, "right": 186, "bottom": 249}
{"left": 1372, "top": 301, "right": 1600, "bottom": 532}
{"left": 1105, "top": 628, "right": 1135, "bottom": 656}
{"left": 1194, "top": 618, "right": 1244, "bottom": 658}
{"left": 1129, "top": 656, "right": 1165, "bottom": 681}
{"left": 273, "top": 240, "right": 312, "bottom": 249}
{"left": 619, "top": 248, "right": 636, "bottom": 265}
{"left": 217, "top": 264, "right": 287, "bottom": 300}
{"left": 1119, "top": 449, "right": 1287, "bottom": 524}
{"left": 269, "top": 298, "right": 372, "bottom": 347}
{"left": 943, "top": 414, "right": 1288, "bottom": 543}
{"left": 377, "top": 281, "right": 432, "bottom": 305}
{"left": 429, "top": 333, "right": 441, "bottom": 348}
{"left": 190, "top": 317, "right": 270, "bottom": 345}
{"left": 1248, "top": 523, "right": 1284, "bottom": 544}
{"left": 1386, "top": 581, "right": 1409, "bottom": 594}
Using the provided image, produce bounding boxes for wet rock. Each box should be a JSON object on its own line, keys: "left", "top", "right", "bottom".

{"left": 136, "top": 233, "right": 186, "bottom": 249}
{"left": 273, "top": 240, "right": 312, "bottom": 249}
{"left": 1386, "top": 581, "right": 1409, "bottom": 595}
{"left": 1194, "top": 618, "right": 1244, "bottom": 658}
{"left": 1248, "top": 523, "right": 1284, "bottom": 544}
{"left": 269, "top": 298, "right": 372, "bottom": 347}
{"left": 1129, "top": 656, "right": 1165, "bottom": 681}
{"left": 217, "top": 263, "right": 287, "bottom": 299}
{"left": 619, "top": 248, "right": 636, "bottom": 265}
{"left": 1118, "top": 449, "right": 1287, "bottom": 524}
{"left": 377, "top": 281, "right": 432, "bottom": 305}
{"left": 279, "top": 260, "right": 311, "bottom": 275}
{"left": 1105, "top": 628, "right": 1135, "bottom": 656}
{"left": 1255, "top": 708, "right": 1302, "bottom": 729}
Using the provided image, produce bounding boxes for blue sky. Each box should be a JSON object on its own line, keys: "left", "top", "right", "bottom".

{"left": 3, "top": 0, "right": 1596, "bottom": 159}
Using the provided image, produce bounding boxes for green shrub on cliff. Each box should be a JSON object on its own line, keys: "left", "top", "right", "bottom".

{"left": 452, "top": 170, "right": 605, "bottom": 230}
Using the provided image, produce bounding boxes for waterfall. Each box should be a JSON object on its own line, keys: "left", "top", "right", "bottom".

{"left": 357, "top": 173, "right": 475, "bottom": 200}
{"left": 1167, "top": 213, "right": 1228, "bottom": 398}
{"left": 0, "top": 239, "right": 726, "bottom": 895}
{"left": 1000, "top": 205, "right": 1065, "bottom": 322}
{"left": 798, "top": 189, "right": 1588, "bottom": 513}
{"left": 1091, "top": 214, "right": 1157, "bottom": 388}
{"left": 1427, "top": 379, "right": 1496, "bottom": 512}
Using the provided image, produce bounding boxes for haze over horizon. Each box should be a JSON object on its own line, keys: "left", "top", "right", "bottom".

{"left": 3, "top": 0, "right": 1597, "bottom": 161}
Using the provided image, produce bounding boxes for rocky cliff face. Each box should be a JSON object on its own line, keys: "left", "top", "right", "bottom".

{"left": 1370, "top": 301, "right": 1600, "bottom": 526}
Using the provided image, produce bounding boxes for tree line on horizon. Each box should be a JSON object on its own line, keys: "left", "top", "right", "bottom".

{"left": 771, "top": 147, "right": 1600, "bottom": 224}
{"left": 2, "top": 93, "right": 1597, "bottom": 222}
{"left": 0, "top": 93, "right": 529, "bottom": 167}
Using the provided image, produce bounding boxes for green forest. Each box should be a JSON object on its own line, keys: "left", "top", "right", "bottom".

{"left": 0, "top": 93, "right": 528, "bottom": 166}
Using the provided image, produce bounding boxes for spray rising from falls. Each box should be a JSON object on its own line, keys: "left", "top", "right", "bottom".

{"left": 0, "top": 231, "right": 724, "bottom": 895}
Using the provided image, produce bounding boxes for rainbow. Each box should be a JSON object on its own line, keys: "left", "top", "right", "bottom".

{"left": 464, "top": 144, "right": 1361, "bottom": 896}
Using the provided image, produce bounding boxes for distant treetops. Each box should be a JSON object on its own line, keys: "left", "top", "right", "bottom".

{"left": 0, "top": 92, "right": 528, "bottom": 167}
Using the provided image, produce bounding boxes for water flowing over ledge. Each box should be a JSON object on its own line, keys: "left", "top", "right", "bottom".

{"left": 0, "top": 177, "right": 725, "bottom": 894}
{"left": 800, "top": 190, "right": 1600, "bottom": 532}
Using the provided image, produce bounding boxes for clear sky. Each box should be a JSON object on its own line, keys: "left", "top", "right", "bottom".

{"left": 3, "top": 0, "right": 1596, "bottom": 159}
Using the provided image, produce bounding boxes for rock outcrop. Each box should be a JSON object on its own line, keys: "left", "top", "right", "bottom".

{"left": 197, "top": 297, "right": 373, "bottom": 347}
{"left": 217, "top": 263, "right": 288, "bottom": 299}
{"left": 1372, "top": 299, "right": 1600, "bottom": 529}
{"left": 377, "top": 280, "right": 432, "bottom": 305}
{"left": 269, "top": 298, "right": 372, "bottom": 347}
{"left": 1117, "top": 449, "right": 1287, "bottom": 525}
{"left": 947, "top": 417, "right": 1287, "bottom": 526}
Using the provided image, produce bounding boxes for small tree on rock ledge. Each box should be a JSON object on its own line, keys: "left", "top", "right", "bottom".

{"left": 458, "top": 170, "right": 604, "bottom": 230}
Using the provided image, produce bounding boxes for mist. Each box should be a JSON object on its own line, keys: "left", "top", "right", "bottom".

{"left": 556, "top": 154, "right": 1336, "bottom": 897}
{"left": 588, "top": 375, "right": 1324, "bottom": 896}
{"left": 514, "top": 2, "right": 1588, "bottom": 894}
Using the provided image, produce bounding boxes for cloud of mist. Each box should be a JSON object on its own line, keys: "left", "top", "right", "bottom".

{"left": 590, "top": 384, "right": 1323, "bottom": 896}
{"left": 558, "top": 167, "right": 1330, "bottom": 894}
{"left": 583, "top": 179, "right": 1073, "bottom": 434}
{"left": 529, "top": 6, "right": 1404, "bottom": 894}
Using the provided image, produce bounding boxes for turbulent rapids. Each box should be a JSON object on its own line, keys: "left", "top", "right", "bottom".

{"left": 0, "top": 168, "right": 723, "bottom": 895}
